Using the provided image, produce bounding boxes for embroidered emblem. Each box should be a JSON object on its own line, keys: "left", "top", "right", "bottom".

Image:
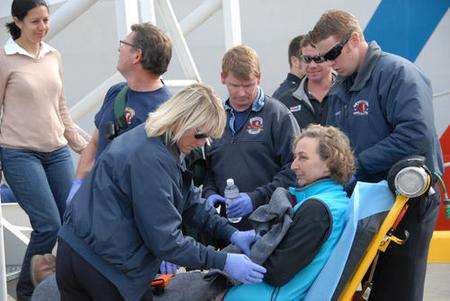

{"left": 247, "top": 117, "right": 264, "bottom": 135}
{"left": 290, "top": 105, "right": 302, "bottom": 112}
{"left": 124, "top": 107, "right": 136, "bottom": 125}
{"left": 353, "top": 100, "right": 369, "bottom": 116}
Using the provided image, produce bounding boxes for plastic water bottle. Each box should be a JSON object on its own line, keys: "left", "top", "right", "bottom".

{"left": 224, "top": 178, "right": 242, "bottom": 223}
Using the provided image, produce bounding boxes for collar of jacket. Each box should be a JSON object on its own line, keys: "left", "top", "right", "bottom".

{"left": 162, "top": 133, "right": 186, "bottom": 170}
{"left": 292, "top": 72, "right": 337, "bottom": 112}
{"left": 347, "top": 41, "right": 382, "bottom": 92}
{"left": 224, "top": 87, "right": 265, "bottom": 113}
{"left": 286, "top": 72, "right": 302, "bottom": 84}
{"left": 288, "top": 178, "right": 342, "bottom": 204}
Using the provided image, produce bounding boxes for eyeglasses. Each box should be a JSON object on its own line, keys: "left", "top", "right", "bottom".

{"left": 322, "top": 33, "right": 351, "bottom": 61}
{"left": 194, "top": 129, "right": 209, "bottom": 140}
{"left": 119, "top": 40, "right": 138, "bottom": 49}
{"left": 301, "top": 55, "right": 327, "bottom": 64}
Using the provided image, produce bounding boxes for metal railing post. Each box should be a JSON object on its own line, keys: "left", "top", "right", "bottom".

{"left": 0, "top": 203, "right": 7, "bottom": 301}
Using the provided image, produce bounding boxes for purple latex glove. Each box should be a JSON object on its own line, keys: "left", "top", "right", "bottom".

{"left": 66, "top": 179, "right": 83, "bottom": 205}
{"left": 230, "top": 230, "right": 260, "bottom": 256}
{"left": 159, "top": 261, "right": 178, "bottom": 274}
{"left": 223, "top": 253, "right": 266, "bottom": 284}
{"left": 207, "top": 194, "right": 225, "bottom": 208}
{"left": 226, "top": 193, "right": 253, "bottom": 218}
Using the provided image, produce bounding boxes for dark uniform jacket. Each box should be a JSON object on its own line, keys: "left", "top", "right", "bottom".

{"left": 60, "top": 124, "right": 236, "bottom": 301}
{"left": 327, "top": 41, "right": 443, "bottom": 182}
{"left": 203, "top": 91, "right": 300, "bottom": 229}
{"left": 272, "top": 72, "right": 302, "bottom": 102}
{"left": 280, "top": 75, "right": 334, "bottom": 129}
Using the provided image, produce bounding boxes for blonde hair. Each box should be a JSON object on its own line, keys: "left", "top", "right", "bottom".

{"left": 292, "top": 125, "right": 356, "bottom": 184}
{"left": 310, "top": 9, "right": 364, "bottom": 43}
{"left": 222, "top": 45, "right": 261, "bottom": 80}
{"left": 145, "top": 84, "right": 226, "bottom": 143}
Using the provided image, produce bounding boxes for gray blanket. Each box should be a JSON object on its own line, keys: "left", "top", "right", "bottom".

{"left": 248, "top": 187, "right": 293, "bottom": 265}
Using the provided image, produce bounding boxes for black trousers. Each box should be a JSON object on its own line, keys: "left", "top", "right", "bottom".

{"left": 55, "top": 239, "right": 153, "bottom": 301}
{"left": 369, "top": 193, "right": 439, "bottom": 301}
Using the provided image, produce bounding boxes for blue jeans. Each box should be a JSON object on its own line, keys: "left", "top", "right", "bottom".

{"left": 1, "top": 146, "right": 74, "bottom": 300}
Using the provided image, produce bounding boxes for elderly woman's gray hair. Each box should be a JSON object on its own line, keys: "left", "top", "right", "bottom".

{"left": 293, "top": 125, "right": 356, "bottom": 184}
{"left": 145, "top": 83, "right": 226, "bottom": 143}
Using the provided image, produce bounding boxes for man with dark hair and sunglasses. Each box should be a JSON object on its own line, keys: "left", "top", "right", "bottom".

{"left": 281, "top": 33, "right": 335, "bottom": 128}
{"left": 310, "top": 9, "right": 443, "bottom": 301}
{"left": 272, "top": 35, "right": 306, "bottom": 102}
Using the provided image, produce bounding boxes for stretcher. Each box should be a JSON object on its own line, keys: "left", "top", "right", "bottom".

{"left": 305, "top": 156, "right": 448, "bottom": 301}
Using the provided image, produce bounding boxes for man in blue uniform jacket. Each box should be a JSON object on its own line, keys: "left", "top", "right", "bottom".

{"left": 311, "top": 9, "right": 444, "bottom": 301}
{"left": 203, "top": 45, "right": 300, "bottom": 231}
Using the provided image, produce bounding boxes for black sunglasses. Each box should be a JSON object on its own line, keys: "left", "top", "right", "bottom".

{"left": 194, "top": 132, "right": 209, "bottom": 139}
{"left": 301, "top": 55, "right": 326, "bottom": 64}
{"left": 322, "top": 34, "right": 351, "bottom": 61}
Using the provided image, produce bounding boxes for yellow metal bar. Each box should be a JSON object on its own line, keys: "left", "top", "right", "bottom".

{"left": 339, "top": 195, "right": 409, "bottom": 301}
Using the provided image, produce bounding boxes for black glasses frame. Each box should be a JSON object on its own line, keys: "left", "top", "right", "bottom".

{"left": 119, "top": 40, "right": 138, "bottom": 49}
{"left": 322, "top": 33, "right": 352, "bottom": 61}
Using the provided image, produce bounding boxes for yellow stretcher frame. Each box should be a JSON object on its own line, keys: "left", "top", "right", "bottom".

{"left": 339, "top": 194, "right": 409, "bottom": 301}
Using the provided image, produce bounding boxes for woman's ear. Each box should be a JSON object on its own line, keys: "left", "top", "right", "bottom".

{"left": 13, "top": 16, "right": 22, "bottom": 30}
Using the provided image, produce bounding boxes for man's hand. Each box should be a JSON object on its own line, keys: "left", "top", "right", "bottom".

{"left": 226, "top": 193, "right": 253, "bottom": 218}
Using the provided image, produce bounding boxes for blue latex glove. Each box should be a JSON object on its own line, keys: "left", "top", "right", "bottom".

{"left": 159, "top": 261, "right": 178, "bottom": 274}
{"left": 224, "top": 253, "right": 266, "bottom": 284}
{"left": 226, "top": 193, "right": 253, "bottom": 218}
{"left": 206, "top": 194, "right": 225, "bottom": 208}
{"left": 66, "top": 179, "right": 83, "bottom": 205}
{"left": 230, "top": 230, "right": 259, "bottom": 256}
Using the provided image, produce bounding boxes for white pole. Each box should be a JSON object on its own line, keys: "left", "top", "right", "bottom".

{"left": 139, "top": 0, "right": 156, "bottom": 24}
{"left": 0, "top": 204, "right": 7, "bottom": 301}
{"left": 46, "top": 0, "right": 99, "bottom": 40}
{"left": 115, "top": 0, "right": 140, "bottom": 41}
{"left": 179, "top": 0, "right": 222, "bottom": 36}
{"left": 156, "top": 0, "right": 201, "bottom": 82}
{"left": 222, "top": 0, "right": 241, "bottom": 49}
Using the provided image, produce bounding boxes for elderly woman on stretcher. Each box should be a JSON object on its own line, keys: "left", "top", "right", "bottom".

{"left": 153, "top": 124, "right": 356, "bottom": 301}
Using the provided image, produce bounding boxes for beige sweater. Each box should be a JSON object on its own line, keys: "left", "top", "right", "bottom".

{"left": 0, "top": 48, "right": 88, "bottom": 153}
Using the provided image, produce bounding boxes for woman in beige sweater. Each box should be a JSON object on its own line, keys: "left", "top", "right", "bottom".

{"left": 0, "top": 1, "right": 89, "bottom": 299}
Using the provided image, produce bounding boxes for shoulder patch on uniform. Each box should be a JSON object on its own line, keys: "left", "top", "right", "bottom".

{"left": 247, "top": 117, "right": 264, "bottom": 135}
{"left": 124, "top": 107, "right": 136, "bottom": 125}
{"left": 290, "top": 105, "right": 302, "bottom": 112}
{"left": 353, "top": 100, "right": 369, "bottom": 116}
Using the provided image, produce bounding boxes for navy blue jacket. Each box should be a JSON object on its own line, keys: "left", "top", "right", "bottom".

{"left": 60, "top": 124, "right": 236, "bottom": 301}
{"left": 272, "top": 73, "right": 302, "bottom": 103}
{"left": 327, "top": 42, "right": 443, "bottom": 182}
{"left": 203, "top": 93, "right": 300, "bottom": 229}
